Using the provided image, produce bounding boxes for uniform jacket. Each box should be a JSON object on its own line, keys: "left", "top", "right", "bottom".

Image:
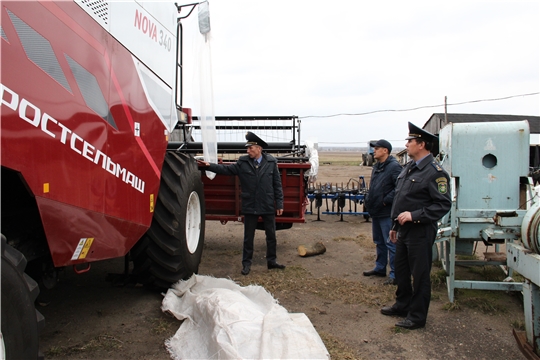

{"left": 365, "top": 155, "right": 402, "bottom": 218}
{"left": 208, "top": 153, "right": 284, "bottom": 215}
{"left": 391, "top": 154, "right": 451, "bottom": 233}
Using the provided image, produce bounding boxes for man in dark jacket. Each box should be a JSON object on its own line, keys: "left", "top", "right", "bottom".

{"left": 363, "top": 139, "right": 402, "bottom": 285}
{"left": 197, "top": 132, "right": 285, "bottom": 276}
{"left": 381, "top": 122, "right": 451, "bottom": 330}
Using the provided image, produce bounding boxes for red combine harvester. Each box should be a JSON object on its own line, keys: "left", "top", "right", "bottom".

{"left": 0, "top": 1, "right": 312, "bottom": 358}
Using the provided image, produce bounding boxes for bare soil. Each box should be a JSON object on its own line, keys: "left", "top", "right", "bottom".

{"left": 38, "top": 154, "right": 527, "bottom": 359}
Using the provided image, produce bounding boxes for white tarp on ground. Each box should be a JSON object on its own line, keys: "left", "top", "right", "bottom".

{"left": 162, "top": 275, "right": 329, "bottom": 360}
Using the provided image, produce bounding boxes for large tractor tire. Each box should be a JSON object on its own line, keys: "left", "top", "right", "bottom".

{"left": 1, "top": 234, "right": 44, "bottom": 359}
{"left": 366, "top": 154, "right": 374, "bottom": 166}
{"left": 131, "top": 152, "right": 205, "bottom": 290}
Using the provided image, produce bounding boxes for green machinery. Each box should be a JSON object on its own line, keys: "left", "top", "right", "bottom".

{"left": 436, "top": 120, "right": 539, "bottom": 357}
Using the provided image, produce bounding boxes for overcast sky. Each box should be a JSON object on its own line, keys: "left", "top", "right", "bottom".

{"left": 179, "top": 1, "right": 539, "bottom": 148}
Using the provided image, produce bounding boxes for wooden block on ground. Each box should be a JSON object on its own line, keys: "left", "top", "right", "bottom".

{"left": 298, "top": 242, "right": 326, "bottom": 257}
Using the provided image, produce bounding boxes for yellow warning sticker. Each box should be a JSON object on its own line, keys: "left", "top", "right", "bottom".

{"left": 71, "top": 238, "right": 94, "bottom": 260}
{"left": 79, "top": 238, "right": 94, "bottom": 259}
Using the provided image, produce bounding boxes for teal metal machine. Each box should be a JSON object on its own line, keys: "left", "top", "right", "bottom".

{"left": 436, "top": 120, "right": 540, "bottom": 357}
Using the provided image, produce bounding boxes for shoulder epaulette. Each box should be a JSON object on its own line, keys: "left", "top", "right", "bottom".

{"left": 430, "top": 161, "right": 443, "bottom": 172}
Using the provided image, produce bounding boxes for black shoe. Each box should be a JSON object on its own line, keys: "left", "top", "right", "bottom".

{"left": 268, "top": 262, "right": 286, "bottom": 270}
{"left": 363, "top": 269, "right": 386, "bottom": 277}
{"left": 395, "top": 319, "right": 425, "bottom": 330}
{"left": 383, "top": 278, "right": 397, "bottom": 285}
{"left": 241, "top": 265, "right": 250, "bottom": 275}
{"left": 380, "top": 306, "right": 408, "bottom": 317}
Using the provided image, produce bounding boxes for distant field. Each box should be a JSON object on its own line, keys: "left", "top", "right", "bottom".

{"left": 318, "top": 151, "right": 362, "bottom": 166}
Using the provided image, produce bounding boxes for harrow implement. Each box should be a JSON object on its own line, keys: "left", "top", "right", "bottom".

{"left": 306, "top": 176, "right": 370, "bottom": 221}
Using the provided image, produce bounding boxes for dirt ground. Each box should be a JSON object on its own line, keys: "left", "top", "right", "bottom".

{"left": 38, "top": 156, "right": 528, "bottom": 359}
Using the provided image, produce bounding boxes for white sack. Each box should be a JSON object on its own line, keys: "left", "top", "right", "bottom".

{"left": 304, "top": 139, "right": 319, "bottom": 183}
{"left": 162, "top": 275, "right": 329, "bottom": 360}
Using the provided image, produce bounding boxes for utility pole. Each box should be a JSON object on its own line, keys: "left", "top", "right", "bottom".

{"left": 444, "top": 96, "right": 448, "bottom": 126}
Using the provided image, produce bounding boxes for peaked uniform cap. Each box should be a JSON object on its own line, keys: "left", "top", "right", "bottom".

{"left": 245, "top": 131, "right": 268, "bottom": 148}
{"left": 405, "top": 122, "right": 438, "bottom": 143}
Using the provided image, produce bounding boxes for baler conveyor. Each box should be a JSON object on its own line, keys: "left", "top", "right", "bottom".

{"left": 172, "top": 115, "right": 316, "bottom": 226}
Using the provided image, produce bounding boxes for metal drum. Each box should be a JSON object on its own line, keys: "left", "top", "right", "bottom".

{"left": 522, "top": 189, "right": 540, "bottom": 254}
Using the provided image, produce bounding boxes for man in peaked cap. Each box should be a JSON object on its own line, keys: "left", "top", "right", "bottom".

{"left": 405, "top": 122, "right": 440, "bottom": 156}
{"left": 405, "top": 122, "right": 439, "bottom": 143}
{"left": 197, "top": 131, "right": 285, "bottom": 276}
{"left": 380, "top": 122, "right": 451, "bottom": 329}
{"left": 245, "top": 131, "right": 268, "bottom": 148}
{"left": 363, "top": 139, "right": 402, "bottom": 285}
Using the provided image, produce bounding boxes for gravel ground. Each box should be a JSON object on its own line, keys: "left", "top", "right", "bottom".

{"left": 38, "top": 160, "right": 528, "bottom": 359}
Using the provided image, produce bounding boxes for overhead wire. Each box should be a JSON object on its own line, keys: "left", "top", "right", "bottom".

{"left": 299, "top": 91, "right": 539, "bottom": 119}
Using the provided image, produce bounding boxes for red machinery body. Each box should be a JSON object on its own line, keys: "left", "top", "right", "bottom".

{"left": 1, "top": 1, "right": 168, "bottom": 266}
{"left": 203, "top": 162, "right": 310, "bottom": 224}
{"left": 1, "top": 2, "right": 311, "bottom": 356}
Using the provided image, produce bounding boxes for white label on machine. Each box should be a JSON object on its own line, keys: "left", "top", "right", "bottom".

{"left": 74, "top": 0, "right": 177, "bottom": 87}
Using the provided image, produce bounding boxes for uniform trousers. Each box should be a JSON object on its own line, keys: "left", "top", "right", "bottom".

{"left": 242, "top": 214, "right": 277, "bottom": 266}
{"left": 393, "top": 223, "right": 437, "bottom": 325}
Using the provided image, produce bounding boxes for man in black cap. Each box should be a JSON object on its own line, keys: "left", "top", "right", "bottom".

{"left": 197, "top": 132, "right": 285, "bottom": 275}
{"left": 380, "top": 122, "right": 451, "bottom": 329}
{"left": 363, "top": 139, "right": 402, "bottom": 285}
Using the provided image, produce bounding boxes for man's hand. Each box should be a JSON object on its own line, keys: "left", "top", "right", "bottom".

{"left": 396, "top": 211, "right": 412, "bottom": 225}
{"left": 196, "top": 159, "right": 210, "bottom": 167}
{"left": 276, "top": 209, "right": 283, "bottom": 216}
{"left": 389, "top": 230, "right": 397, "bottom": 243}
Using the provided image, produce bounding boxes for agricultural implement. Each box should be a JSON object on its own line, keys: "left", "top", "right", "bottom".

{"left": 435, "top": 120, "right": 540, "bottom": 357}
{"left": 170, "top": 115, "right": 315, "bottom": 228}
{"left": 306, "top": 178, "right": 370, "bottom": 221}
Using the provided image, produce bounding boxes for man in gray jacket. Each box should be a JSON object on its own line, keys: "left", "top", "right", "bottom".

{"left": 363, "top": 139, "right": 402, "bottom": 285}
{"left": 197, "top": 132, "right": 285, "bottom": 276}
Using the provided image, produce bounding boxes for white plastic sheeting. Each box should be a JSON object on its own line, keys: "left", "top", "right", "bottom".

{"left": 194, "top": 2, "right": 217, "bottom": 179}
{"left": 162, "top": 275, "right": 329, "bottom": 360}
